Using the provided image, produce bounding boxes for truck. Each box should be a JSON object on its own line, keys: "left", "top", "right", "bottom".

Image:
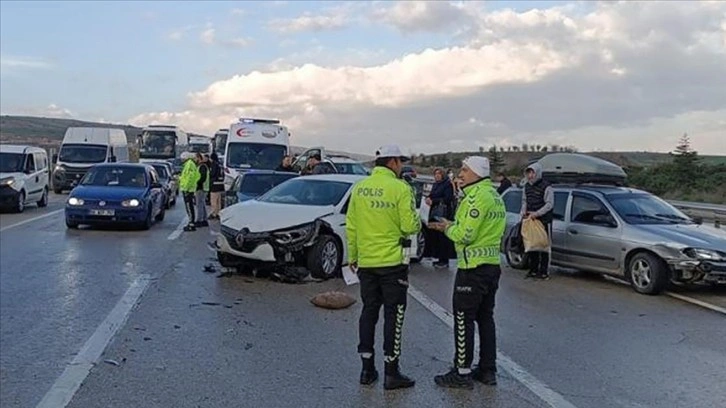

{"left": 188, "top": 134, "right": 214, "bottom": 154}
{"left": 137, "top": 124, "right": 189, "bottom": 164}
{"left": 52, "top": 127, "right": 129, "bottom": 193}
{"left": 224, "top": 118, "right": 290, "bottom": 191}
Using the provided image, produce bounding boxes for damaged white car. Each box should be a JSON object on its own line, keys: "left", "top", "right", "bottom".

{"left": 216, "top": 174, "right": 425, "bottom": 281}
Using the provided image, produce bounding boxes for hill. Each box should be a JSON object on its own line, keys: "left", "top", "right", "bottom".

{"left": 0, "top": 115, "right": 373, "bottom": 162}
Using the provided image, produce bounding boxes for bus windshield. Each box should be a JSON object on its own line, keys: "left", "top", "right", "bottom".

{"left": 138, "top": 131, "right": 177, "bottom": 159}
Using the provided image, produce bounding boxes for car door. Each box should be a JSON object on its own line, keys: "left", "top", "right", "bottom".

{"left": 565, "top": 192, "right": 623, "bottom": 273}
{"left": 36, "top": 152, "right": 49, "bottom": 194}
{"left": 292, "top": 146, "right": 326, "bottom": 172}
{"left": 148, "top": 170, "right": 163, "bottom": 215}
{"left": 549, "top": 190, "right": 571, "bottom": 264}
{"left": 335, "top": 193, "right": 352, "bottom": 264}
{"left": 24, "top": 153, "right": 40, "bottom": 201}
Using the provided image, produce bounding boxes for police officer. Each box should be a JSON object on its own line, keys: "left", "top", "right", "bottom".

{"left": 429, "top": 156, "right": 506, "bottom": 389}
{"left": 179, "top": 152, "right": 200, "bottom": 232}
{"left": 346, "top": 144, "right": 421, "bottom": 390}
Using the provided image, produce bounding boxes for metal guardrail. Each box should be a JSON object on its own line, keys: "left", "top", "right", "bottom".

{"left": 666, "top": 200, "right": 726, "bottom": 215}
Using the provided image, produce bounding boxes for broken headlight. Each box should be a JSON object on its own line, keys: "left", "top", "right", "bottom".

{"left": 683, "top": 247, "right": 726, "bottom": 261}
{"left": 273, "top": 222, "right": 317, "bottom": 245}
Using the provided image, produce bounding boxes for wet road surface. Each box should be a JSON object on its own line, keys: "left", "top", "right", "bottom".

{"left": 1, "top": 199, "right": 724, "bottom": 408}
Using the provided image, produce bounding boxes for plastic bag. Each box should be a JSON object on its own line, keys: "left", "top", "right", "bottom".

{"left": 521, "top": 218, "right": 550, "bottom": 252}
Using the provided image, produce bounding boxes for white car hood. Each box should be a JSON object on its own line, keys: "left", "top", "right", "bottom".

{"left": 0, "top": 172, "right": 24, "bottom": 180}
{"left": 220, "top": 200, "right": 336, "bottom": 232}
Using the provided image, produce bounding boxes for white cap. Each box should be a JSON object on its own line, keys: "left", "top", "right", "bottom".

{"left": 180, "top": 151, "right": 195, "bottom": 161}
{"left": 462, "top": 156, "right": 490, "bottom": 178}
{"left": 375, "top": 144, "right": 410, "bottom": 162}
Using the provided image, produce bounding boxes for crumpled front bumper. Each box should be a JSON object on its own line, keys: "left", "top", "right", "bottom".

{"left": 216, "top": 229, "right": 277, "bottom": 262}
{"left": 668, "top": 258, "right": 726, "bottom": 284}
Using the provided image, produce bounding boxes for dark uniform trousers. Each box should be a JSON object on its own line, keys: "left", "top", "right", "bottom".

{"left": 453, "top": 264, "right": 500, "bottom": 371}
{"left": 357, "top": 265, "right": 409, "bottom": 363}
{"left": 183, "top": 192, "right": 196, "bottom": 224}
{"left": 528, "top": 221, "right": 552, "bottom": 276}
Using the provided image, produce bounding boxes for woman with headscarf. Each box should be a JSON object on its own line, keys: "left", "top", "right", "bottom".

{"left": 426, "top": 168, "right": 455, "bottom": 268}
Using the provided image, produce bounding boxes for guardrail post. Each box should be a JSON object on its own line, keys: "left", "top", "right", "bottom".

{"left": 715, "top": 219, "right": 721, "bottom": 229}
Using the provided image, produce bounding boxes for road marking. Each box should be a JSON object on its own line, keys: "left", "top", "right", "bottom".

{"left": 603, "top": 276, "right": 726, "bottom": 316}
{"left": 0, "top": 209, "right": 64, "bottom": 232}
{"left": 665, "top": 292, "right": 726, "bottom": 315}
{"left": 408, "top": 285, "right": 579, "bottom": 408}
{"left": 167, "top": 215, "right": 188, "bottom": 240}
{"left": 35, "top": 275, "right": 151, "bottom": 408}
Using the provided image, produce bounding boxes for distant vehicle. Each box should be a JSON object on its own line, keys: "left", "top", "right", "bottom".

{"left": 401, "top": 165, "right": 417, "bottom": 179}
{"left": 225, "top": 170, "right": 299, "bottom": 207}
{"left": 0, "top": 145, "right": 50, "bottom": 212}
{"left": 213, "top": 128, "right": 229, "bottom": 164}
{"left": 167, "top": 158, "right": 183, "bottom": 175}
{"left": 291, "top": 148, "right": 369, "bottom": 175}
{"left": 500, "top": 153, "right": 725, "bottom": 295}
{"left": 137, "top": 124, "right": 189, "bottom": 164}
{"left": 224, "top": 118, "right": 290, "bottom": 191}
{"left": 188, "top": 135, "right": 213, "bottom": 154}
{"left": 52, "top": 127, "right": 129, "bottom": 194}
{"left": 150, "top": 162, "right": 178, "bottom": 208}
{"left": 216, "top": 174, "right": 426, "bottom": 281}
{"left": 65, "top": 163, "right": 166, "bottom": 230}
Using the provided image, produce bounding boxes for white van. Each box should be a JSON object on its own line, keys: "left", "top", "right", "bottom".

{"left": 52, "top": 127, "right": 129, "bottom": 193}
{"left": 224, "top": 118, "right": 290, "bottom": 190}
{"left": 0, "top": 145, "right": 50, "bottom": 212}
{"left": 188, "top": 135, "right": 214, "bottom": 154}
{"left": 137, "top": 124, "right": 189, "bottom": 164}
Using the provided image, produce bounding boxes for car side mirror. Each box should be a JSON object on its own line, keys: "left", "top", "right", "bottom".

{"left": 151, "top": 182, "right": 163, "bottom": 189}
{"left": 52, "top": 154, "right": 58, "bottom": 163}
{"left": 109, "top": 156, "right": 116, "bottom": 163}
{"left": 593, "top": 214, "right": 617, "bottom": 228}
{"left": 692, "top": 216, "right": 703, "bottom": 225}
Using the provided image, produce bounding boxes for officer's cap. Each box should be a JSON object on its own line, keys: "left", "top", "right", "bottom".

{"left": 375, "top": 144, "right": 410, "bottom": 162}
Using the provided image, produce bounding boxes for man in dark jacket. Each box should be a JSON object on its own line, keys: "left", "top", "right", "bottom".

{"left": 276, "top": 155, "right": 295, "bottom": 172}
{"left": 208, "top": 153, "right": 224, "bottom": 219}
{"left": 520, "top": 162, "right": 553, "bottom": 279}
{"left": 496, "top": 173, "right": 512, "bottom": 195}
{"left": 195, "top": 153, "right": 210, "bottom": 227}
{"left": 303, "top": 154, "right": 335, "bottom": 175}
{"left": 425, "top": 168, "right": 455, "bottom": 267}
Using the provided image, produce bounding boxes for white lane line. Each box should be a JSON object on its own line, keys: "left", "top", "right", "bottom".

{"left": 35, "top": 275, "right": 151, "bottom": 408}
{"left": 665, "top": 292, "right": 726, "bottom": 315}
{"left": 0, "top": 209, "right": 64, "bottom": 232}
{"left": 167, "top": 215, "right": 188, "bottom": 240}
{"left": 603, "top": 276, "right": 726, "bottom": 316}
{"left": 408, "top": 285, "right": 579, "bottom": 408}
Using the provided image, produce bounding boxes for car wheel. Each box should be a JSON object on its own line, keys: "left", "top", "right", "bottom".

{"left": 37, "top": 188, "right": 49, "bottom": 207}
{"left": 307, "top": 234, "right": 341, "bottom": 280}
{"left": 14, "top": 191, "right": 25, "bottom": 213}
{"left": 411, "top": 229, "right": 425, "bottom": 264}
{"left": 504, "top": 238, "right": 528, "bottom": 270}
{"left": 628, "top": 252, "right": 669, "bottom": 295}
{"left": 155, "top": 205, "right": 166, "bottom": 222}
{"left": 141, "top": 206, "right": 153, "bottom": 230}
{"left": 66, "top": 218, "right": 79, "bottom": 229}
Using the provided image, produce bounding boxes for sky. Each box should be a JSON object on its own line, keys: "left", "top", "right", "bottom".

{"left": 1, "top": 0, "right": 725, "bottom": 156}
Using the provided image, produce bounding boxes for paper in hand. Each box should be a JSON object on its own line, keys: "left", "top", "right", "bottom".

{"left": 342, "top": 266, "right": 359, "bottom": 285}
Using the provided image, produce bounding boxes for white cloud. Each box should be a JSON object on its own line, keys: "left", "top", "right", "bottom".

{"left": 230, "top": 8, "right": 246, "bottom": 16}
{"left": 0, "top": 55, "right": 52, "bottom": 71}
{"left": 196, "top": 25, "right": 251, "bottom": 48}
{"left": 200, "top": 28, "right": 216, "bottom": 45}
{"left": 167, "top": 30, "right": 184, "bottom": 41}
{"left": 370, "top": 0, "right": 476, "bottom": 33}
{"left": 131, "top": 1, "right": 726, "bottom": 155}
{"left": 268, "top": 5, "right": 352, "bottom": 34}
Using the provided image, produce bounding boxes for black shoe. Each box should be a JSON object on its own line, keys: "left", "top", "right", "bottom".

{"left": 471, "top": 366, "right": 497, "bottom": 385}
{"left": 195, "top": 221, "right": 209, "bottom": 227}
{"left": 433, "top": 261, "right": 448, "bottom": 268}
{"left": 360, "top": 357, "right": 379, "bottom": 385}
{"left": 434, "top": 368, "right": 474, "bottom": 389}
{"left": 525, "top": 272, "right": 537, "bottom": 279}
{"left": 535, "top": 274, "right": 550, "bottom": 280}
{"left": 183, "top": 225, "right": 196, "bottom": 232}
{"left": 384, "top": 361, "right": 415, "bottom": 390}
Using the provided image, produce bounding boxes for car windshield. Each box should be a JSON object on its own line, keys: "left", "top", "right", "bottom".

{"left": 138, "top": 131, "right": 176, "bottom": 158}
{"left": 257, "top": 179, "right": 350, "bottom": 206}
{"left": 333, "top": 162, "right": 369, "bottom": 175}
{"left": 240, "top": 173, "right": 298, "bottom": 197}
{"left": 607, "top": 193, "right": 693, "bottom": 224}
{"left": 81, "top": 167, "right": 148, "bottom": 188}
{"left": 58, "top": 144, "right": 107, "bottom": 164}
{"left": 0, "top": 152, "right": 24, "bottom": 172}
{"left": 226, "top": 143, "right": 286, "bottom": 170}
{"left": 151, "top": 165, "right": 170, "bottom": 181}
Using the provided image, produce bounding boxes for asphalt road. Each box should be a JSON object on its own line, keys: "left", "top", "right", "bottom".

{"left": 0, "top": 200, "right": 724, "bottom": 408}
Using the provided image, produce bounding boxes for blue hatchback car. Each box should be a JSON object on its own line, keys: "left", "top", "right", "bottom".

{"left": 65, "top": 163, "right": 167, "bottom": 229}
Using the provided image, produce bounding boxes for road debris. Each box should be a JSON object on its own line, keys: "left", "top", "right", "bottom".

{"left": 310, "top": 291, "right": 357, "bottom": 310}
{"left": 103, "top": 359, "right": 120, "bottom": 366}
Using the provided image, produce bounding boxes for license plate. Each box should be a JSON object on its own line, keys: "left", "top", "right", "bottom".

{"left": 89, "top": 209, "right": 115, "bottom": 216}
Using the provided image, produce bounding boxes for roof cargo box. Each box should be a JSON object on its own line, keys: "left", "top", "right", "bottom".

{"left": 531, "top": 153, "right": 627, "bottom": 185}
